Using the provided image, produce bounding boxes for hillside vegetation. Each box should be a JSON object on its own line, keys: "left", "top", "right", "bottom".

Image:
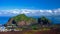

{"left": 13, "top": 14, "right": 37, "bottom": 22}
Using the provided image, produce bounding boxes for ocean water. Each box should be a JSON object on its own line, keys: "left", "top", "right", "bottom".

{"left": 0, "top": 16, "right": 11, "bottom": 24}
{"left": 33, "top": 16, "right": 60, "bottom": 24}
{"left": 44, "top": 16, "right": 60, "bottom": 24}
{"left": 0, "top": 16, "right": 60, "bottom": 24}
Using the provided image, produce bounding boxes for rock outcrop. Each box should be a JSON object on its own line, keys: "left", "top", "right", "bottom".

{"left": 7, "top": 14, "right": 37, "bottom": 26}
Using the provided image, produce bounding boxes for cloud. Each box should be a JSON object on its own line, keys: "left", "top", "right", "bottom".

{"left": 53, "top": 8, "right": 60, "bottom": 15}
{"left": 39, "top": 10, "right": 53, "bottom": 15}
{"left": 0, "top": 8, "right": 60, "bottom": 16}
{"left": 0, "top": 9, "right": 20, "bottom": 16}
{"left": 20, "top": 9, "right": 30, "bottom": 14}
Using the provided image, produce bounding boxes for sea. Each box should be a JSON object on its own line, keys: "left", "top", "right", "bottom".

{"left": 0, "top": 16, "right": 11, "bottom": 25}
{"left": 0, "top": 16, "right": 60, "bottom": 25}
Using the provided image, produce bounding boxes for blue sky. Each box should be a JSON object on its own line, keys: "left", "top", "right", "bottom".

{"left": 0, "top": 0, "right": 60, "bottom": 16}
{"left": 0, "top": 0, "right": 60, "bottom": 24}
{"left": 0, "top": 0, "right": 60, "bottom": 10}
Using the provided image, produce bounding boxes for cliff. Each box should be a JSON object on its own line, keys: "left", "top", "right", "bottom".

{"left": 7, "top": 14, "right": 37, "bottom": 26}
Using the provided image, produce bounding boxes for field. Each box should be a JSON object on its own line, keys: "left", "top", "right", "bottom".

{"left": 0, "top": 28, "right": 60, "bottom": 34}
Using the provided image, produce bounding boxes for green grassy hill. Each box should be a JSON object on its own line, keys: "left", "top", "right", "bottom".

{"left": 13, "top": 14, "right": 37, "bottom": 22}
{"left": 7, "top": 14, "right": 37, "bottom": 26}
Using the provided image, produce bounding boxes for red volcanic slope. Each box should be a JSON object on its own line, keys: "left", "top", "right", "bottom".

{"left": 0, "top": 29, "right": 60, "bottom": 34}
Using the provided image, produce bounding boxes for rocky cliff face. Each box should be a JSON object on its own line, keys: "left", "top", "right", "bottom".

{"left": 7, "top": 14, "right": 37, "bottom": 26}
{"left": 7, "top": 18, "right": 17, "bottom": 25}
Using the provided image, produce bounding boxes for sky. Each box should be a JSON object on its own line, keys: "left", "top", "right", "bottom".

{"left": 0, "top": 0, "right": 60, "bottom": 24}
{"left": 0, "top": 0, "right": 60, "bottom": 10}
{"left": 0, "top": 0, "right": 60, "bottom": 16}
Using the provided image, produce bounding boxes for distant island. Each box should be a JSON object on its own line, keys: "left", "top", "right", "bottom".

{"left": 7, "top": 14, "right": 37, "bottom": 26}
{"left": 2, "top": 14, "right": 53, "bottom": 31}
{"left": 6, "top": 14, "right": 51, "bottom": 26}
{"left": 0, "top": 14, "right": 60, "bottom": 34}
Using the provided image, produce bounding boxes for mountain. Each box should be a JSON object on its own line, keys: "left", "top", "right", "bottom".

{"left": 7, "top": 14, "right": 37, "bottom": 26}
